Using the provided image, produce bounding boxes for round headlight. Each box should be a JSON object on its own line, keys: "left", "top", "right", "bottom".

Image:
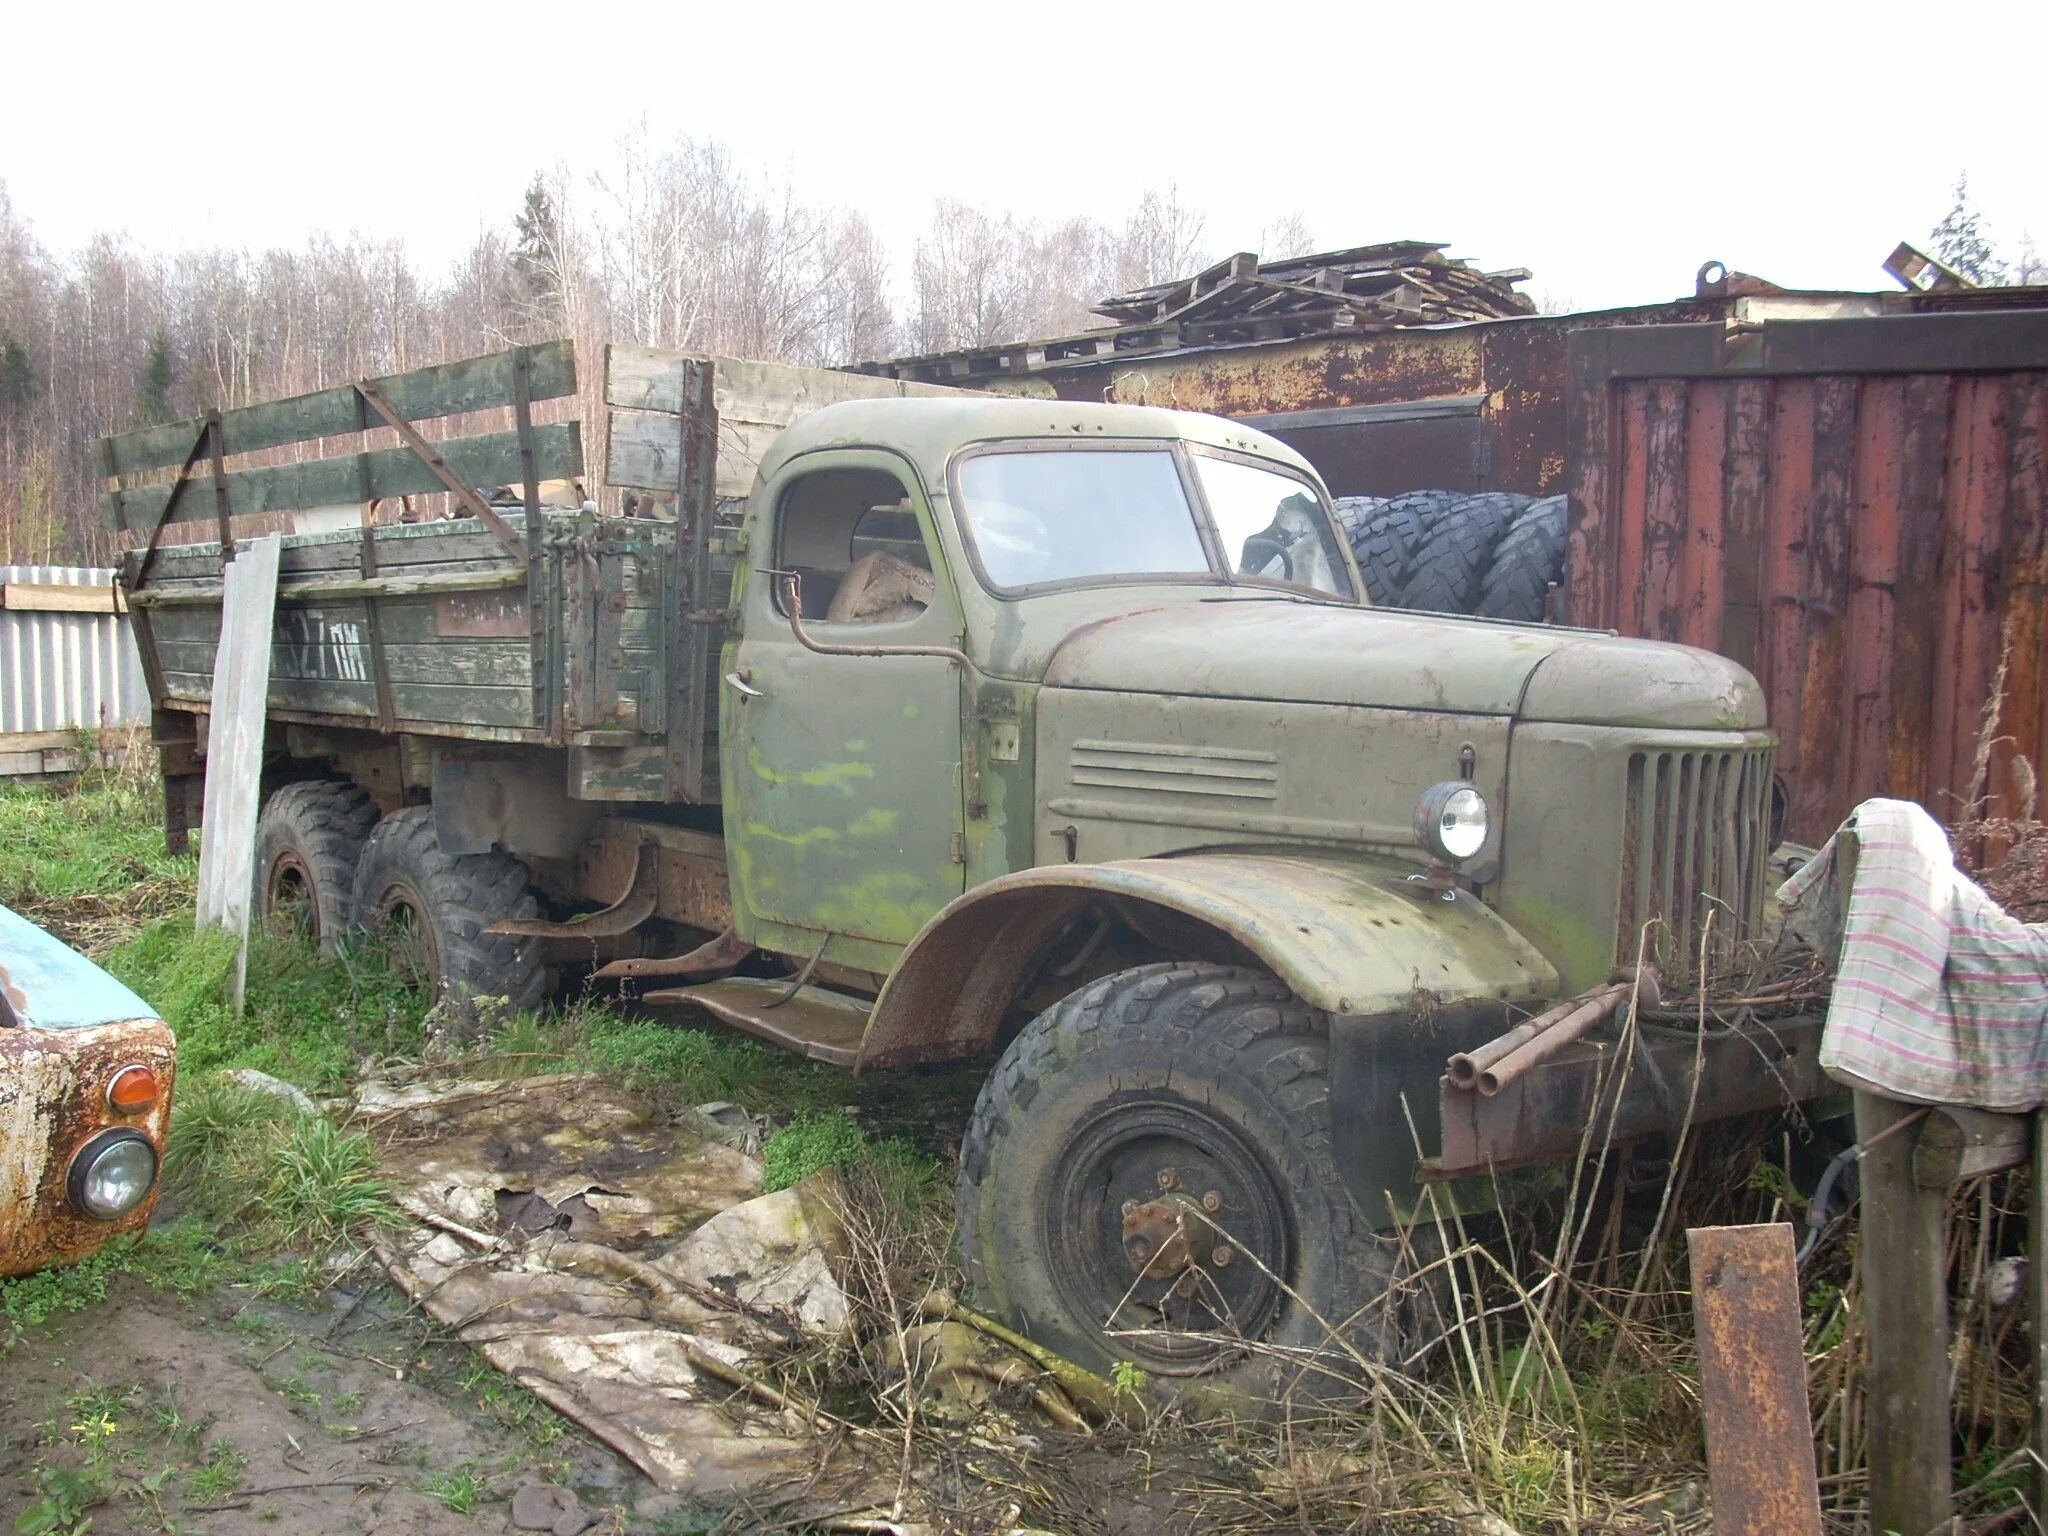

{"left": 67, "top": 1129, "right": 159, "bottom": 1221}
{"left": 1415, "top": 782, "right": 1490, "bottom": 863}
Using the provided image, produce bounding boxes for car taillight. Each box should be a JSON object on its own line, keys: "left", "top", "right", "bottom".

{"left": 106, "top": 1064, "right": 160, "bottom": 1114}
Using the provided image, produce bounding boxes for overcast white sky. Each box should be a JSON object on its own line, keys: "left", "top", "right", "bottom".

{"left": 6, "top": 0, "right": 2045, "bottom": 313}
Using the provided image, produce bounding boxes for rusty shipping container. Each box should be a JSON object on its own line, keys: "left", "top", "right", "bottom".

{"left": 1566, "top": 311, "right": 2048, "bottom": 845}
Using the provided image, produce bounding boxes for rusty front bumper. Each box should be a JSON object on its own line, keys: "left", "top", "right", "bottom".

{"left": 1427, "top": 1011, "right": 1826, "bottom": 1179}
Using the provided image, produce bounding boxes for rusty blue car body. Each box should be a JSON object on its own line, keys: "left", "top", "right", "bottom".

{"left": 0, "top": 904, "right": 176, "bottom": 1276}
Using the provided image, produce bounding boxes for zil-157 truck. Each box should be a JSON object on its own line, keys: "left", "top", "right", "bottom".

{"left": 99, "top": 340, "right": 1821, "bottom": 1401}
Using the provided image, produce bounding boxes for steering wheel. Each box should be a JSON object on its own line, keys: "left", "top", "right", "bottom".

{"left": 1239, "top": 533, "right": 1295, "bottom": 581}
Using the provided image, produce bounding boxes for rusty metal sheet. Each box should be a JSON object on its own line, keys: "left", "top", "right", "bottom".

{"left": 1687, "top": 1223, "right": 1824, "bottom": 1536}
{"left": 1568, "top": 313, "right": 2048, "bottom": 845}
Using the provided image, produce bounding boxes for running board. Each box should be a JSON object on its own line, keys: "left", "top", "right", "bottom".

{"left": 642, "top": 977, "right": 871, "bottom": 1068}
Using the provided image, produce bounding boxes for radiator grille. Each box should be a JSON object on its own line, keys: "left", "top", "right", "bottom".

{"left": 1617, "top": 745, "right": 1774, "bottom": 976}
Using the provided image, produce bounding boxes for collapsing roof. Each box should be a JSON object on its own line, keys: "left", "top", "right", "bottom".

{"left": 860, "top": 241, "right": 1535, "bottom": 384}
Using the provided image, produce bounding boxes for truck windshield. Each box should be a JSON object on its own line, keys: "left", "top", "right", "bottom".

{"left": 954, "top": 447, "right": 1352, "bottom": 599}
{"left": 1190, "top": 454, "right": 1354, "bottom": 598}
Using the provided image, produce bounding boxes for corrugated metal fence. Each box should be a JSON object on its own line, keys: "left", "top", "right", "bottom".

{"left": 1567, "top": 312, "right": 2047, "bottom": 845}
{"left": 0, "top": 567, "right": 150, "bottom": 769}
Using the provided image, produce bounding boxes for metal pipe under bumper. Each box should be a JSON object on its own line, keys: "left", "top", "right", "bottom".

{"left": 1478, "top": 966, "right": 1661, "bottom": 1097}
{"left": 1445, "top": 966, "right": 1662, "bottom": 1097}
{"left": 1446, "top": 996, "right": 1583, "bottom": 1089}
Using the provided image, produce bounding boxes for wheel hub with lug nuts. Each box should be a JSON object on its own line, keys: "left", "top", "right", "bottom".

{"left": 1046, "top": 1102, "right": 1292, "bottom": 1375}
{"left": 1121, "top": 1176, "right": 1236, "bottom": 1296}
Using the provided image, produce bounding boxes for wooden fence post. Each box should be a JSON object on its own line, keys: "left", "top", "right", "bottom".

{"left": 1855, "top": 1089, "right": 1952, "bottom": 1536}
{"left": 2034, "top": 1111, "right": 2047, "bottom": 1529}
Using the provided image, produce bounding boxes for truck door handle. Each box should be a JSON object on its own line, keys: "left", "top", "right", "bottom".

{"left": 725, "top": 671, "right": 764, "bottom": 699}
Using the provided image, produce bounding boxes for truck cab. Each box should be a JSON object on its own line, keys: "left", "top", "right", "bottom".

{"left": 724, "top": 396, "right": 1771, "bottom": 1037}
{"left": 711, "top": 397, "right": 1780, "bottom": 1400}
{"left": 106, "top": 347, "right": 1800, "bottom": 1408}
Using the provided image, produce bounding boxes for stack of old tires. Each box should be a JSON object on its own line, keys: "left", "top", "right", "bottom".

{"left": 1333, "top": 490, "right": 1566, "bottom": 623}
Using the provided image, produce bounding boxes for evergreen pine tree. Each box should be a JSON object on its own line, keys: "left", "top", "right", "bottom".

{"left": 137, "top": 327, "right": 174, "bottom": 426}
{"left": 1930, "top": 174, "right": 2007, "bottom": 285}
{"left": 0, "top": 336, "right": 30, "bottom": 421}
{"left": 512, "top": 176, "right": 560, "bottom": 299}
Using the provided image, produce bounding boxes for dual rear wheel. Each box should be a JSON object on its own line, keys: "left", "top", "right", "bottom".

{"left": 252, "top": 784, "right": 544, "bottom": 1011}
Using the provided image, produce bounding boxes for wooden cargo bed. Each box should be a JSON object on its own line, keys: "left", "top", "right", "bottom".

{"left": 99, "top": 340, "right": 959, "bottom": 805}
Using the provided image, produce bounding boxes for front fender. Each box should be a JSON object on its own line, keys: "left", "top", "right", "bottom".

{"left": 857, "top": 852, "right": 1558, "bottom": 1070}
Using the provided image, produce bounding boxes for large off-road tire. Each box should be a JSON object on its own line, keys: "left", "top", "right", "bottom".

{"left": 957, "top": 963, "right": 1425, "bottom": 1412}
{"left": 253, "top": 780, "right": 378, "bottom": 955}
{"left": 348, "top": 806, "right": 546, "bottom": 1013}
{"left": 1399, "top": 491, "right": 1530, "bottom": 614}
{"left": 1330, "top": 496, "right": 1387, "bottom": 540}
{"left": 1473, "top": 493, "right": 1567, "bottom": 623}
{"left": 1340, "top": 489, "right": 1465, "bottom": 605}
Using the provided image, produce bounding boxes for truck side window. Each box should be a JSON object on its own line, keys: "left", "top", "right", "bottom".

{"left": 776, "top": 468, "right": 937, "bottom": 625}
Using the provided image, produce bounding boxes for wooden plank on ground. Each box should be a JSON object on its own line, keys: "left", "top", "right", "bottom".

{"left": 102, "top": 340, "right": 577, "bottom": 477}
{"left": 103, "top": 422, "right": 583, "bottom": 530}
{"left": 1687, "top": 1223, "right": 1824, "bottom": 1536}
{"left": 193, "top": 534, "right": 283, "bottom": 1011}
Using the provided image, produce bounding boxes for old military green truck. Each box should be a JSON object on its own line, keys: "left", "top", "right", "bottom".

{"left": 102, "top": 340, "right": 1820, "bottom": 1401}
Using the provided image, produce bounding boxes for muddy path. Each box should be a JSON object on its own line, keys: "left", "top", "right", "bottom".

{"left": 0, "top": 1271, "right": 705, "bottom": 1535}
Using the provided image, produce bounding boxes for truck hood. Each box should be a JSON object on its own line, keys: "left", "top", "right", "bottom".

{"left": 1039, "top": 600, "right": 1765, "bottom": 728}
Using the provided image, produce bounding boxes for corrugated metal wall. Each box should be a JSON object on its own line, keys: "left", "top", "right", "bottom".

{"left": 0, "top": 566, "right": 150, "bottom": 738}
{"left": 1567, "top": 314, "right": 2048, "bottom": 845}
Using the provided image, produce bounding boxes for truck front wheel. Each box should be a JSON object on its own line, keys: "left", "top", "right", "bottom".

{"left": 956, "top": 963, "right": 1423, "bottom": 1411}
{"left": 349, "top": 807, "right": 546, "bottom": 1015}
{"left": 254, "top": 780, "right": 378, "bottom": 954}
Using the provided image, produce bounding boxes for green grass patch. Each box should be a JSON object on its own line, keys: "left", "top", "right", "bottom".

{"left": 762, "top": 1110, "right": 871, "bottom": 1191}
{"left": 760, "top": 1108, "right": 945, "bottom": 1208}
{"left": 108, "top": 917, "right": 430, "bottom": 1092}
{"left": 0, "top": 758, "right": 193, "bottom": 909}
{"left": 165, "top": 1077, "right": 395, "bottom": 1249}
{"left": 531, "top": 1002, "right": 861, "bottom": 1119}
{"left": 423, "top": 1464, "right": 485, "bottom": 1513}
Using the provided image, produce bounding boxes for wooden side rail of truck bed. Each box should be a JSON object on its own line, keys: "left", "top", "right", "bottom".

{"left": 100, "top": 340, "right": 968, "bottom": 836}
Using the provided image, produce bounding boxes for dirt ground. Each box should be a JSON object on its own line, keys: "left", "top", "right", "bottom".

{"left": 0, "top": 1271, "right": 715, "bottom": 1535}
{"left": 0, "top": 1265, "right": 1238, "bottom": 1536}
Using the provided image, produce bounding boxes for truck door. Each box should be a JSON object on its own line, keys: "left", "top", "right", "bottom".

{"left": 721, "top": 450, "right": 967, "bottom": 952}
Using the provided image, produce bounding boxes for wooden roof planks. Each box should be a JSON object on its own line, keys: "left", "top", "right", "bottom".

{"left": 861, "top": 242, "right": 1536, "bottom": 384}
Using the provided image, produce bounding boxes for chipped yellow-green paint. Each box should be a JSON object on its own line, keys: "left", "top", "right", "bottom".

{"left": 848, "top": 806, "right": 901, "bottom": 838}
{"left": 745, "top": 742, "right": 877, "bottom": 794}
{"left": 742, "top": 817, "right": 843, "bottom": 851}
{"left": 809, "top": 867, "right": 945, "bottom": 942}
{"left": 722, "top": 446, "right": 967, "bottom": 947}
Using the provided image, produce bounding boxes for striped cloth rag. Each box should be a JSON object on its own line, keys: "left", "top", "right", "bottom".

{"left": 1777, "top": 797, "right": 2048, "bottom": 1110}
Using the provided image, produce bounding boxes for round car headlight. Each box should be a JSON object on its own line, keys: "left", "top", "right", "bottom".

{"left": 1414, "top": 782, "right": 1489, "bottom": 864}
{"left": 67, "top": 1129, "right": 159, "bottom": 1221}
